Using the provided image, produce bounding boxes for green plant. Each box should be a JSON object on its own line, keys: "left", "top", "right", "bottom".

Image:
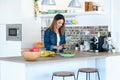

{"left": 78, "top": 38, "right": 84, "bottom": 45}
{"left": 111, "top": 45, "right": 115, "bottom": 49}
{"left": 34, "top": 0, "right": 38, "bottom": 1}
{"left": 34, "top": 0, "right": 41, "bottom": 18}
{"left": 112, "top": 46, "right": 115, "bottom": 49}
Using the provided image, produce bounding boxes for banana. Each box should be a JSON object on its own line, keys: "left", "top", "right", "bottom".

{"left": 40, "top": 51, "right": 55, "bottom": 57}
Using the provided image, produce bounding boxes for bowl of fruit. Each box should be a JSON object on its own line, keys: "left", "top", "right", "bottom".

{"left": 21, "top": 47, "right": 40, "bottom": 61}
{"left": 60, "top": 51, "right": 75, "bottom": 58}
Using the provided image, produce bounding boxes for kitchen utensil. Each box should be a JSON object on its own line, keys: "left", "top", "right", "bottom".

{"left": 48, "top": 10, "right": 56, "bottom": 14}
{"left": 60, "top": 51, "right": 75, "bottom": 57}
{"left": 56, "top": 10, "right": 67, "bottom": 13}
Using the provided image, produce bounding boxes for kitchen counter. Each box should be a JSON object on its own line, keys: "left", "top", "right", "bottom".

{"left": 0, "top": 51, "right": 120, "bottom": 80}
{"left": 0, "top": 51, "right": 120, "bottom": 64}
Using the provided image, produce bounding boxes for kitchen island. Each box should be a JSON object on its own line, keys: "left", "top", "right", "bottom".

{"left": 0, "top": 51, "right": 120, "bottom": 80}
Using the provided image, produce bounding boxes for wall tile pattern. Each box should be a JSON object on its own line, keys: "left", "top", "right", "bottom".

{"left": 41, "top": 26, "right": 108, "bottom": 46}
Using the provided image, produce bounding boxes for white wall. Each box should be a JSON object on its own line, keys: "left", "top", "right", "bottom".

{"left": 0, "top": 0, "right": 22, "bottom": 24}
{"left": 111, "top": 0, "right": 120, "bottom": 52}
{"left": 21, "top": 0, "right": 41, "bottom": 49}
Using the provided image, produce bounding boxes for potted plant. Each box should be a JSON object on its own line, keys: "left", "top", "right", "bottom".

{"left": 78, "top": 39, "right": 84, "bottom": 45}
{"left": 112, "top": 46, "right": 115, "bottom": 53}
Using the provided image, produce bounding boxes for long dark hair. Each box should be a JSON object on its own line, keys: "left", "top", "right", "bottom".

{"left": 49, "top": 14, "right": 65, "bottom": 35}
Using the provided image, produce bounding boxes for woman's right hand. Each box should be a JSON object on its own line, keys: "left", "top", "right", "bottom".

{"left": 53, "top": 45, "right": 63, "bottom": 50}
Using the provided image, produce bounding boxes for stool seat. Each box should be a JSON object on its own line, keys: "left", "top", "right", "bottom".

{"left": 77, "top": 68, "right": 100, "bottom": 80}
{"left": 53, "top": 71, "right": 75, "bottom": 76}
{"left": 78, "top": 68, "right": 98, "bottom": 72}
{"left": 51, "top": 71, "right": 75, "bottom": 80}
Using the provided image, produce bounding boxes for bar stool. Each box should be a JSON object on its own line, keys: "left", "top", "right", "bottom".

{"left": 77, "top": 68, "right": 100, "bottom": 80}
{"left": 51, "top": 71, "right": 75, "bottom": 80}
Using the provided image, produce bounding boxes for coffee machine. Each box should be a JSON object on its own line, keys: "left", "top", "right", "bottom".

{"left": 98, "top": 36, "right": 108, "bottom": 52}
{"left": 90, "top": 35, "right": 108, "bottom": 52}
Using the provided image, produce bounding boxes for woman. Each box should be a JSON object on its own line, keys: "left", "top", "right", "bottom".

{"left": 44, "top": 14, "right": 66, "bottom": 53}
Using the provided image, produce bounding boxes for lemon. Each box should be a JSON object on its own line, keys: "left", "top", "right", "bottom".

{"left": 72, "top": 20, "right": 77, "bottom": 24}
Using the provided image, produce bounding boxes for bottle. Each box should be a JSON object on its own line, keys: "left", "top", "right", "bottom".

{"left": 95, "top": 42, "right": 99, "bottom": 53}
{"left": 75, "top": 43, "right": 79, "bottom": 51}
{"left": 93, "top": 36, "right": 99, "bottom": 53}
{"left": 108, "top": 32, "right": 111, "bottom": 37}
{"left": 107, "top": 32, "right": 112, "bottom": 52}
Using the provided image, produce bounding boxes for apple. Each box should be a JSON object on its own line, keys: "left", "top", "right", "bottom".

{"left": 32, "top": 47, "right": 39, "bottom": 52}
{"left": 23, "top": 49, "right": 31, "bottom": 52}
{"left": 30, "top": 49, "right": 33, "bottom": 52}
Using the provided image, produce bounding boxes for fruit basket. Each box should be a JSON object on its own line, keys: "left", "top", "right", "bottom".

{"left": 21, "top": 51, "right": 40, "bottom": 61}
{"left": 60, "top": 52, "right": 75, "bottom": 58}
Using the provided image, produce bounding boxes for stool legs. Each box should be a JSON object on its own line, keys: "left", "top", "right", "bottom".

{"left": 77, "top": 70, "right": 80, "bottom": 80}
{"left": 86, "top": 72, "right": 90, "bottom": 80}
{"left": 51, "top": 74, "right": 54, "bottom": 80}
{"left": 74, "top": 75, "right": 76, "bottom": 80}
{"left": 77, "top": 72, "right": 100, "bottom": 80}
{"left": 63, "top": 76, "right": 65, "bottom": 80}
{"left": 97, "top": 72, "right": 100, "bottom": 80}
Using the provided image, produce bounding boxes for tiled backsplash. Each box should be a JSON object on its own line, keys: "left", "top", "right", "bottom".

{"left": 41, "top": 26, "right": 108, "bottom": 46}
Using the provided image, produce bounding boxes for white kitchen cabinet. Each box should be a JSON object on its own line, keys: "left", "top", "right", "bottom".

{"left": 0, "top": 25, "right": 21, "bottom": 57}
{"left": 0, "top": 57, "right": 96, "bottom": 80}
{"left": 1, "top": 54, "right": 120, "bottom": 80}
{"left": 96, "top": 56, "right": 120, "bottom": 80}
